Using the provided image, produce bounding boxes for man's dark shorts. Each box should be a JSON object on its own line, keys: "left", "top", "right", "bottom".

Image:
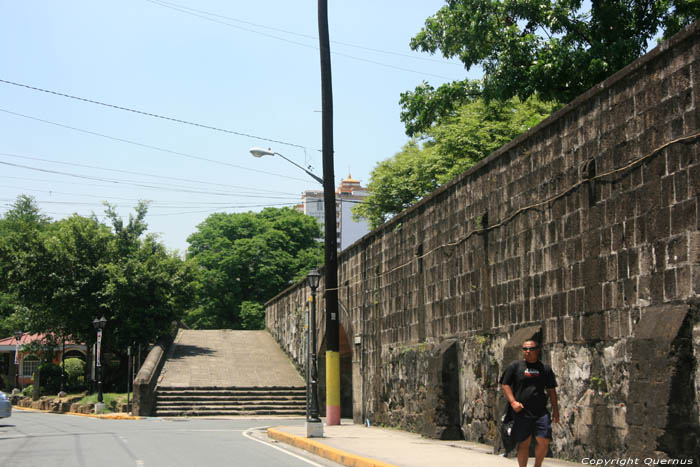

{"left": 512, "top": 412, "right": 552, "bottom": 443}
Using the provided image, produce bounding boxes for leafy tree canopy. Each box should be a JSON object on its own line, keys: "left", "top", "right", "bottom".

{"left": 186, "top": 207, "right": 323, "bottom": 330}
{"left": 401, "top": 0, "right": 699, "bottom": 135}
{"left": 0, "top": 195, "right": 51, "bottom": 338}
{"left": 355, "top": 97, "right": 556, "bottom": 228}
{"left": 0, "top": 197, "right": 194, "bottom": 353}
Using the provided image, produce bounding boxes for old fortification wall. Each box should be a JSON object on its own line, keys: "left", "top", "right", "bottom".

{"left": 267, "top": 23, "right": 700, "bottom": 461}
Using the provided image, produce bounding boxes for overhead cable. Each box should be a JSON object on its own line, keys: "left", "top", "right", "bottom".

{"left": 146, "top": 0, "right": 455, "bottom": 81}
{"left": 0, "top": 160, "right": 299, "bottom": 199}
{"left": 0, "top": 107, "right": 312, "bottom": 183}
{"left": 0, "top": 79, "right": 308, "bottom": 150}
{"left": 0, "top": 151, "right": 297, "bottom": 196}
{"left": 147, "top": 0, "right": 461, "bottom": 66}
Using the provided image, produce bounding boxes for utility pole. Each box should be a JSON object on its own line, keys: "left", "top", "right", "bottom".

{"left": 317, "top": 0, "right": 340, "bottom": 426}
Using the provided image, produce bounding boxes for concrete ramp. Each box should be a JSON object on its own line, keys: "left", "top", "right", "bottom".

{"left": 154, "top": 330, "right": 306, "bottom": 416}
{"left": 158, "top": 329, "right": 304, "bottom": 388}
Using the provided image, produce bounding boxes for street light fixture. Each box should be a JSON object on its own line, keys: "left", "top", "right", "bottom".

{"left": 249, "top": 147, "right": 324, "bottom": 185}
{"left": 92, "top": 316, "right": 107, "bottom": 407}
{"left": 14, "top": 330, "right": 23, "bottom": 391}
{"left": 306, "top": 269, "right": 323, "bottom": 436}
{"left": 249, "top": 141, "right": 341, "bottom": 425}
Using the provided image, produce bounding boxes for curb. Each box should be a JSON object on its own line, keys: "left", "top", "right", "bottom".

{"left": 267, "top": 427, "right": 397, "bottom": 467}
{"left": 13, "top": 405, "right": 141, "bottom": 420}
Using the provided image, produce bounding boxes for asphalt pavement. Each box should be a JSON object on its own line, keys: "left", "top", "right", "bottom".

{"left": 1, "top": 409, "right": 322, "bottom": 467}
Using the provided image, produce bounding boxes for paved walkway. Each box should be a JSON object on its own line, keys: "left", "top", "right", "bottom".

{"left": 269, "top": 421, "right": 580, "bottom": 467}
{"left": 157, "top": 330, "right": 304, "bottom": 388}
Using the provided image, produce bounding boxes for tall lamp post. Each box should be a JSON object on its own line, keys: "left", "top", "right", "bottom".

{"left": 306, "top": 269, "right": 323, "bottom": 436}
{"left": 93, "top": 316, "right": 107, "bottom": 411}
{"left": 14, "top": 330, "right": 23, "bottom": 391}
{"left": 249, "top": 142, "right": 341, "bottom": 425}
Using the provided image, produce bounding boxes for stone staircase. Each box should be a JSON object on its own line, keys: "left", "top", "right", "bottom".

{"left": 154, "top": 386, "right": 306, "bottom": 417}
{"left": 152, "top": 329, "right": 308, "bottom": 417}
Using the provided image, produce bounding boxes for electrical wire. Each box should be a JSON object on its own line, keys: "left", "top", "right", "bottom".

{"left": 145, "top": 0, "right": 456, "bottom": 81}
{"left": 0, "top": 151, "right": 297, "bottom": 196}
{"left": 0, "top": 79, "right": 308, "bottom": 150}
{"left": 0, "top": 160, "right": 301, "bottom": 199}
{"left": 147, "top": 0, "right": 461, "bottom": 66}
{"left": 0, "top": 108, "right": 313, "bottom": 183}
{"left": 0, "top": 186, "right": 300, "bottom": 208}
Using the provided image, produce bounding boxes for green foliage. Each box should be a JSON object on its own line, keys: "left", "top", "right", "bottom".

{"left": 401, "top": 0, "right": 699, "bottom": 135}
{"left": 0, "top": 195, "right": 49, "bottom": 338}
{"left": 22, "top": 385, "right": 34, "bottom": 397}
{"left": 239, "top": 301, "right": 265, "bottom": 330}
{"left": 0, "top": 195, "right": 195, "bottom": 360}
{"left": 354, "top": 97, "right": 555, "bottom": 228}
{"left": 38, "top": 362, "right": 62, "bottom": 395}
{"left": 186, "top": 207, "right": 323, "bottom": 329}
{"left": 61, "top": 358, "right": 86, "bottom": 391}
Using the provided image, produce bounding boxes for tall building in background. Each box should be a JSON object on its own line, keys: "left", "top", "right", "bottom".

{"left": 298, "top": 174, "right": 370, "bottom": 251}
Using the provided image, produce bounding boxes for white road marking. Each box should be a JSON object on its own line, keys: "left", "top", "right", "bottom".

{"left": 242, "top": 426, "right": 324, "bottom": 467}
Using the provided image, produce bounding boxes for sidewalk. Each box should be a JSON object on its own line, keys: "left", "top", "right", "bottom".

{"left": 268, "top": 421, "right": 579, "bottom": 467}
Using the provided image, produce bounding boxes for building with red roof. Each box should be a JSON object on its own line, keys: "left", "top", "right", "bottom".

{"left": 0, "top": 333, "right": 87, "bottom": 390}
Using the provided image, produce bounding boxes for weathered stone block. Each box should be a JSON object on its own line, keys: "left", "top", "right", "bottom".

{"left": 672, "top": 199, "right": 697, "bottom": 234}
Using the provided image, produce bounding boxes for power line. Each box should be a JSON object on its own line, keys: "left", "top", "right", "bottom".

{"left": 0, "top": 79, "right": 309, "bottom": 150}
{"left": 0, "top": 198, "right": 297, "bottom": 210}
{"left": 0, "top": 160, "right": 300, "bottom": 199}
{"left": 0, "top": 107, "right": 312, "bottom": 183}
{"left": 0, "top": 151, "right": 297, "bottom": 196}
{"left": 145, "top": 0, "right": 455, "bottom": 81}
{"left": 0, "top": 186, "right": 299, "bottom": 207}
{"left": 148, "top": 0, "right": 461, "bottom": 67}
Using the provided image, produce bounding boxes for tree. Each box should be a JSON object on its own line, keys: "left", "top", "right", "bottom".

{"left": 20, "top": 214, "right": 112, "bottom": 344}
{"left": 400, "top": 0, "right": 699, "bottom": 135}
{"left": 0, "top": 195, "right": 51, "bottom": 338}
{"left": 354, "top": 97, "right": 555, "bottom": 228}
{"left": 0, "top": 197, "right": 194, "bottom": 351}
{"left": 186, "top": 207, "right": 323, "bottom": 329}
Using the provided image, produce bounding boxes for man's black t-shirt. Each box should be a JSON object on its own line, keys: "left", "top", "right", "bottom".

{"left": 500, "top": 360, "right": 557, "bottom": 418}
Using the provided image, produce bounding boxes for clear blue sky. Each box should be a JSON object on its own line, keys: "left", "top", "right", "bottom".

{"left": 0, "top": 1, "right": 477, "bottom": 253}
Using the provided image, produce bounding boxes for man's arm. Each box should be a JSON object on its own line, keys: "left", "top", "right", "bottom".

{"left": 547, "top": 388, "right": 559, "bottom": 423}
{"left": 502, "top": 384, "right": 524, "bottom": 413}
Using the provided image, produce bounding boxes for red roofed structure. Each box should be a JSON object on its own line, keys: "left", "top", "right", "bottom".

{"left": 0, "top": 333, "right": 87, "bottom": 390}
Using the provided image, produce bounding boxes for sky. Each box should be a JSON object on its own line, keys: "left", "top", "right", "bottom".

{"left": 0, "top": 1, "right": 479, "bottom": 254}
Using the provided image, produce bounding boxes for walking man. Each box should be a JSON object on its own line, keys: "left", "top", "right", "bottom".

{"left": 501, "top": 340, "right": 560, "bottom": 467}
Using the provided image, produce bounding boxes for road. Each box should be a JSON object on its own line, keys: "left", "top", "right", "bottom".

{"left": 0, "top": 410, "right": 336, "bottom": 467}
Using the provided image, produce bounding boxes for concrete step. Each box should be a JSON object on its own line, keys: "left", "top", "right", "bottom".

{"left": 154, "top": 408, "right": 306, "bottom": 417}
{"left": 156, "top": 400, "right": 305, "bottom": 408}
{"left": 157, "top": 394, "right": 306, "bottom": 401}
{"left": 156, "top": 387, "right": 305, "bottom": 396}
{"left": 158, "top": 385, "right": 306, "bottom": 392}
{"left": 154, "top": 385, "right": 307, "bottom": 417}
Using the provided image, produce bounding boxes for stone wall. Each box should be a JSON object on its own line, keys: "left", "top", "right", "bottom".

{"left": 266, "top": 22, "right": 700, "bottom": 461}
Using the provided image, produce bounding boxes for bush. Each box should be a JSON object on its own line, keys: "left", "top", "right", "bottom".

{"left": 38, "top": 362, "right": 62, "bottom": 395}
{"left": 22, "top": 385, "right": 34, "bottom": 397}
{"left": 61, "top": 358, "right": 86, "bottom": 391}
{"left": 240, "top": 301, "right": 265, "bottom": 330}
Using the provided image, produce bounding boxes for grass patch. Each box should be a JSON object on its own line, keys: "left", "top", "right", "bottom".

{"left": 77, "top": 393, "right": 129, "bottom": 413}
